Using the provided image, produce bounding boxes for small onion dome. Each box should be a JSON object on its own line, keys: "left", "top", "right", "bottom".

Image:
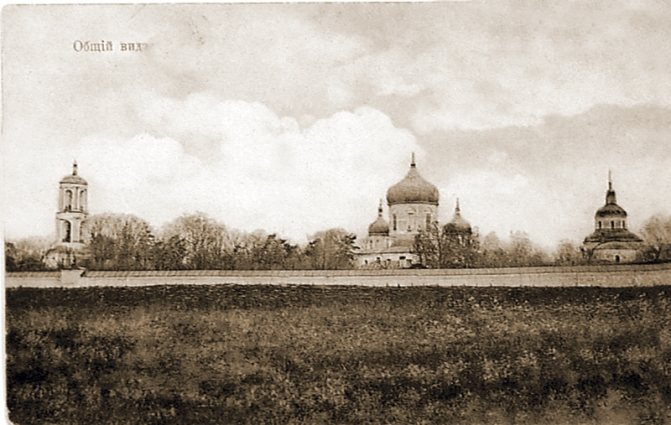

{"left": 450, "top": 198, "right": 471, "bottom": 230}
{"left": 386, "top": 154, "right": 439, "bottom": 206}
{"left": 60, "top": 161, "right": 87, "bottom": 185}
{"left": 368, "top": 201, "right": 389, "bottom": 236}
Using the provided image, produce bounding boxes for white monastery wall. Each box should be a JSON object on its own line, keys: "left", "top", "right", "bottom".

{"left": 6, "top": 263, "right": 671, "bottom": 288}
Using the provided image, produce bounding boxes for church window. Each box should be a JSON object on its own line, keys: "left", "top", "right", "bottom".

{"left": 426, "top": 213, "right": 431, "bottom": 228}
{"left": 598, "top": 221, "right": 602, "bottom": 229}
{"left": 611, "top": 220, "right": 615, "bottom": 229}
{"left": 80, "top": 189, "right": 87, "bottom": 210}
{"left": 392, "top": 214, "right": 397, "bottom": 231}
{"left": 65, "top": 190, "right": 73, "bottom": 211}
{"left": 63, "top": 221, "right": 71, "bottom": 243}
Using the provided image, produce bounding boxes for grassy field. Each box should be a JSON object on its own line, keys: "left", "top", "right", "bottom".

{"left": 6, "top": 284, "right": 671, "bottom": 424}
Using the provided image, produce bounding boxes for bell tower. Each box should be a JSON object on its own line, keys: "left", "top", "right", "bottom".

{"left": 45, "top": 161, "right": 90, "bottom": 268}
{"left": 55, "top": 161, "right": 88, "bottom": 245}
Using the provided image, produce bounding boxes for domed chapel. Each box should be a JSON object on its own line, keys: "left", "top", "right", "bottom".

{"left": 582, "top": 172, "right": 643, "bottom": 263}
{"left": 357, "top": 154, "right": 472, "bottom": 268}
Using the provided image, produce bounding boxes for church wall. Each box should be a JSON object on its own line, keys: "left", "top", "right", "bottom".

{"left": 362, "top": 235, "right": 391, "bottom": 252}
{"left": 389, "top": 203, "right": 437, "bottom": 237}
{"left": 592, "top": 249, "right": 640, "bottom": 264}
{"left": 356, "top": 251, "right": 417, "bottom": 269}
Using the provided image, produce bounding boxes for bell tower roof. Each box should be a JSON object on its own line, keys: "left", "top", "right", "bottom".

{"left": 60, "top": 160, "right": 88, "bottom": 185}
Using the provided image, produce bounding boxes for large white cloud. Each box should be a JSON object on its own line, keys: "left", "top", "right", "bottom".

{"left": 32, "top": 95, "right": 421, "bottom": 243}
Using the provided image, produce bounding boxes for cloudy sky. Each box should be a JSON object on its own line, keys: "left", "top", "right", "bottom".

{"left": 2, "top": 2, "right": 671, "bottom": 248}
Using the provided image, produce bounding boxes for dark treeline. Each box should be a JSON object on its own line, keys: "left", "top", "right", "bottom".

{"left": 5, "top": 213, "right": 671, "bottom": 272}
{"left": 6, "top": 212, "right": 357, "bottom": 271}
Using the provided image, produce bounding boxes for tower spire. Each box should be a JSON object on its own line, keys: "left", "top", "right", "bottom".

{"left": 378, "top": 199, "right": 383, "bottom": 217}
{"left": 455, "top": 197, "right": 461, "bottom": 213}
{"left": 73, "top": 160, "right": 78, "bottom": 176}
{"left": 411, "top": 152, "right": 416, "bottom": 167}
{"left": 606, "top": 170, "right": 617, "bottom": 204}
{"left": 608, "top": 169, "right": 612, "bottom": 191}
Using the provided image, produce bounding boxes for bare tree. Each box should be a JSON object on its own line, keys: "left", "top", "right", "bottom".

{"left": 305, "top": 228, "right": 357, "bottom": 270}
{"left": 640, "top": 214, "right": 671, "bottom": 262}
{"left": 415, "top": 221, "right": 480, "bottom": 268}
{"left": 160, "top": 212, "right": 231, "bottom": 270}
{"left": 479, "top": 232, "right": 507, "bottom": 267}
{"left": 554, "top": 239, "right": 583, "bottom": 266}
{"left": 4, "top": 237, "right": 52, "bottom": 271}
{"left": 414, "top": 221, "right": 444, "bottom": 268}
{"left": 84, "top": 213, "right": 155, "bottom": 270}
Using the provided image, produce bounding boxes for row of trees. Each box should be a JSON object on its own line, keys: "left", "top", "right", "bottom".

{"left": 414, "top": 222, "right": 551, "bottom": 269}
{"left": 4, "top": 237, "right": 53, "bottom": 272}
{"left": 5, "top": 213, "right": 671, "bottom": 272}
{"left": 413, "top": 213, "right": 671, "bottom": 269}
{"left": 5, "top": 213, "right": 357, "bottom": 272}
{"left": 79, "top": 213, "right": 357, "bottom": 271}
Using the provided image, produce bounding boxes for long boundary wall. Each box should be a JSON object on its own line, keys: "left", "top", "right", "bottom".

{"left": 6, "top": 263, "right": 671, "bottom": 288}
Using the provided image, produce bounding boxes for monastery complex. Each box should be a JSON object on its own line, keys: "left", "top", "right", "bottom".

{"left": 43, "top": 157, "right": 645, "bottom": 269}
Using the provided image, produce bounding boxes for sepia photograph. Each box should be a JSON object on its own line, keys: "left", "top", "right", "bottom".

{"left": 2, "top": 2, "right": 671, "bottom": 424}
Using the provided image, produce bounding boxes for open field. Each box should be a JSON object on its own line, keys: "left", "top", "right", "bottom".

{"left": 6, "top": 284, "right": 671, "bottom": 424}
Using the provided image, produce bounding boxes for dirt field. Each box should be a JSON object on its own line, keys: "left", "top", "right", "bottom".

{"left": 6, "top": 284, "right": 671, "bottom": 424}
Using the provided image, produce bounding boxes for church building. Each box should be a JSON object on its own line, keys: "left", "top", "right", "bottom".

{"left": 44, "top": 162, "right": 89, "bottom": 268}
{"left": 582, "top": 172, "right": 643, "bottom": 263}
{"left": 357, "top": 154, "right": 473, "bottom": 268}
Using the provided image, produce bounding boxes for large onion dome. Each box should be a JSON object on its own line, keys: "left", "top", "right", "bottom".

{"left": 60, "top": 161, "right": 88, "bottom": 185}
{"left": 386, "top": 154, "right": 439, "bottom": 206}
{"left": 368, "top": 201, "right": 389, "bottom": 236}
